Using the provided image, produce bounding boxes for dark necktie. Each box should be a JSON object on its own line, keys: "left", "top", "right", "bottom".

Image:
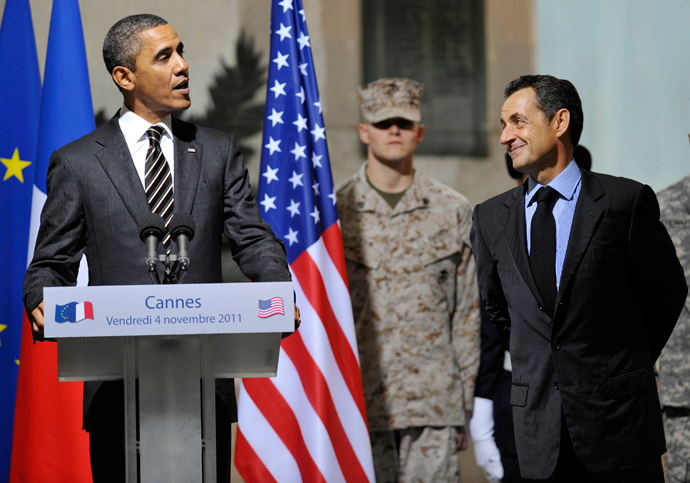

{"left": 530, "top": 186, "right": 559, "bottom": 315}
{"left": 145, "top": 125, "right": 174, "bottom": 252}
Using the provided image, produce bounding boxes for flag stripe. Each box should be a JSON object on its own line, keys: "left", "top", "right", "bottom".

{"left": 291, "top": 278, "right": 374, "bottom": 476}
{"left": 290, "top": 250, "right": 368, "bottom": 421}
{"left": 269, "top": 346, "right": 347, "bottom": 483}
{"left": 235, "top": 429, "right": 279, "bottom": 483}
{"left": 320, "top": 222, "right": 349, "bottom": 289}
{"left": 243, "top": 378, "right": 328, "bottom": 483}
{"left": 305, "top": 235, "right": 360, "bottom": 362}
{"left": 281, "top": 333, "right": 368, "bottom": 482}
{"left": 236, "top": 390, "right": 304, "bottom": 482}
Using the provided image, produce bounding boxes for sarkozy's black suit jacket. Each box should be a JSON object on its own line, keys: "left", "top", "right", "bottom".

{"left": 470, "top": 168, "right": 687, "bottom": 478}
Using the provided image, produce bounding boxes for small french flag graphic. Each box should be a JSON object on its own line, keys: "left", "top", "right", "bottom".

{"left": 55, "top": 301, "right": 94, "bottom": 323}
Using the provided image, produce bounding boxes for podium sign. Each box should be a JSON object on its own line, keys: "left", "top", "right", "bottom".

{"left": 46, "top": 281, "right": 292, "bottom": 482}
{"left": 44, "top": 281, "right": 293, "bottom": 338}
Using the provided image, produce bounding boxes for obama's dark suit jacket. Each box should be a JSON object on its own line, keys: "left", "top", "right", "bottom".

{"left": 24, "top": 114, "right": 291, "bottom": 428}
{"left": 470, "top": 169, "right": 687, "bottom": 479}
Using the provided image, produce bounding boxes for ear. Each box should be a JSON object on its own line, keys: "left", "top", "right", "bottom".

{"left": 553, "top": 108, "right": 571, "bottom": 140}
{"left": 358, "top": 123, "right": 370, "bottom": 145}
{"left": 416, "top": 124, "right": 425, "bottom": 144}
{"left": 112, "top": 66, "right": 136, "bottom": 92}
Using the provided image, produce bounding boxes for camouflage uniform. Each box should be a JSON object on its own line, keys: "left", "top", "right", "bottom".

{"left": 337, "top": 163, "right": 481, "bottom": 482}
{"left": 658, "top": 174, "right": 690, "bottom": 483}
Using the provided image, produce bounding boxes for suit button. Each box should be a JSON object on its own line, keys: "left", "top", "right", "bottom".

{"left": 538, "top": 305, "right": 544, "bottom": 311}
{"left": 552, "top": 340, "right": 561, "bottom": 350}
{"left": 554, "top": 382, "right": 559, "bottom": 390}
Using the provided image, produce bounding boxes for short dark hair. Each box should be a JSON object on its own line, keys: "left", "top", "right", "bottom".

{"left": 504, "top": 75, "right": 584, "bottom": 147}
{"left": 103, "top": 14, "right": 168, "bottom": 75}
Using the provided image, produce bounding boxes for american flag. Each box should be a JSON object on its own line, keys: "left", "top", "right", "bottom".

{"left": 258, "top": 297, "right": 285, "bottom": 319}
{"left": 235, "top": 1, "right": 375, "bottom": 481}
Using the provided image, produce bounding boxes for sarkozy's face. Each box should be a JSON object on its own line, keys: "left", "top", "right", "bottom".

{"left": 499, "top": 87, "right": 559, "bottom": 178}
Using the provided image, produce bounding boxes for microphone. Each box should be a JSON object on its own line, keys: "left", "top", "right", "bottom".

{"left": 139, "top": 213, "right": 166, "bottom": 283}
{"left": 169, "top": 213, "right": 195, "bottom": 274}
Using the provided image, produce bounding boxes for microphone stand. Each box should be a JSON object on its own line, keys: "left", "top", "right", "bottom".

{"left": 140, "top": 213, "right": 195, "bottom": 285}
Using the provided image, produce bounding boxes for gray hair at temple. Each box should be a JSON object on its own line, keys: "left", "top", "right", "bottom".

{"left": 102, "top": 14, "right": 168, "bottom": 75}
{"left": 504, "top": 74, "right": 584, "bottom": 148}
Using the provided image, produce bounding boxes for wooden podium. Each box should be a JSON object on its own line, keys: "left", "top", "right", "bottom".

{"left": 44, "top": 281, "right": 293, "bottom": 483}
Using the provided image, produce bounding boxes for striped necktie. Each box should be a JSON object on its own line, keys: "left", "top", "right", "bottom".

{"left": 145, "top": 125, "right": 174, "bottom": 252}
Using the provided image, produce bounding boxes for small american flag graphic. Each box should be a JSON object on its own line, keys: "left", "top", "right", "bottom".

{"left": 257, "top": 297, "right": 284, "bottom": 318}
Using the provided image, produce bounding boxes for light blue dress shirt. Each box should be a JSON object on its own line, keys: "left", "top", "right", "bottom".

{"left": 525, "top": 161, "right": 582, "bottom": 289}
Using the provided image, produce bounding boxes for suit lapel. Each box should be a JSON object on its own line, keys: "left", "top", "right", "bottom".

{"left": 500, "top": 182, "right": 546, "bottom": 307}
{"left": 95, "top": 115, "right": 152, "bottom": 229}
{"left": 556, "top": 170, "right": 605, "bottom": 308}
{"left": 172, "top": 118, "right": 202, "bottom": 215}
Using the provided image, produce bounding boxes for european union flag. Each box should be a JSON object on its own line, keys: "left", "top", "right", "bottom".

{"left": 55, "top": 303, "right": 77, "bottom": 323}
{"left": 0, "top": 0, "right": 41, "bottom": 479}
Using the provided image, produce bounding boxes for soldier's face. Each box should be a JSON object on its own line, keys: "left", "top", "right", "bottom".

{"left": 359, "top": 117, "right": 424, "bottom": 164}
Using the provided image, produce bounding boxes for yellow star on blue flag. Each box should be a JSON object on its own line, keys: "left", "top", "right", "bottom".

{"left": 1, "top": 147, "right": 32, "bottom": 183}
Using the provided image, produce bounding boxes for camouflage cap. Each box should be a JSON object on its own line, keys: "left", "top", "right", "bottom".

{"left": 358, "top": 78, "right": 424, "bottom": 124}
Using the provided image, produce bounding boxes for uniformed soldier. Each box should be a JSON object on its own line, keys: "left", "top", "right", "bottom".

{"left": 657, "top": 174, "right": 690, "bottom": 483}
{"left": 336, "top": 78, "right": 481, "bottom": 482}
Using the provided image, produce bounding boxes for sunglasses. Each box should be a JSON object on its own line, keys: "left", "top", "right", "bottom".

{"left": 371, "top": 118, "right": 416, "bottom": 130}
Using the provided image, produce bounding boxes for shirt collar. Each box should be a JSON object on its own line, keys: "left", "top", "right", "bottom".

{"left": 526, "top": 160, "right": 581, "bottom": 206}
{"left": 118, "top": 103, "right": 174, "bottom": 149}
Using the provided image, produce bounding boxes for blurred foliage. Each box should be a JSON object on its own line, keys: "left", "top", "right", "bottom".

{"left": 184, "top": 32, "right": 266, "bottom": 160}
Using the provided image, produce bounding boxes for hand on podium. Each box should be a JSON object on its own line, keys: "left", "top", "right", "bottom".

{"left": 29, "top": 300, "right": 52, "bottom": 342}
{"left": 282, "top": 304, "right": 301, "bottom": 340}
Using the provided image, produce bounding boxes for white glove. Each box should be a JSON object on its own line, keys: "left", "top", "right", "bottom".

{"left": 470, "top": 396, "right": 504, "bottom": 483}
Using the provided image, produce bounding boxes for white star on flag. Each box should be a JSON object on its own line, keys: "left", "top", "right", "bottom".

{"left": 293, "top": 114, "right": 308, "bottom": 132}
{"left": 312, "top": 181, "right": 319, "bottom": 195}
{"left": 270, "top": 79, "right": 286, "bottom": 98}
{"left": 311, "top": 123, "right": 326, "bottom": 141}
{"left": 313, "top": 100, "right": 322, "bottom": 113}
{"left": 290, "top": 142, "right": 307, "bottom": 160}
{"left": 259, "top": 193, "right": 277, "bottom": 212}
{"left": 311, "top": 152, "right": 323, "bottom": 168}
{"left": 278, "top": 0, "right": 293, "bottom": 12}
{"left": 285, "top": 227, "right": 299, "bottom": 245}
{"left": 275, "top": 23, "right": 292, "bottom": 40}
{"left": 310, "top": 205, "right": 320, "bottom": 224}
{"left": 273, "top": 51, "right": 289, "bottom": 70}
{"left": 297, "top": 31, "right": 310, "bottom": 49}
{"left": 286, "top": 199, "right": 301, "bottom": 217}
{"left": 288, "top": 171, "right": 304, "bottom": 188}
{"left": 267, "top": 108, "right": 284, "bottom": 126}
{"left": 295, "top": 86, "right": 305, "bottom": 104}
{"left": 299, "top": 63, "right": 308, "bottom": 76}
{"left": 328, "top": 188, "right": 337, "bottom": 205}
{"left": 262, "top": 165, "right": 279, "bottom": 184}
{"left": 264, "top": 136, "right": 282, "bottom": 155}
